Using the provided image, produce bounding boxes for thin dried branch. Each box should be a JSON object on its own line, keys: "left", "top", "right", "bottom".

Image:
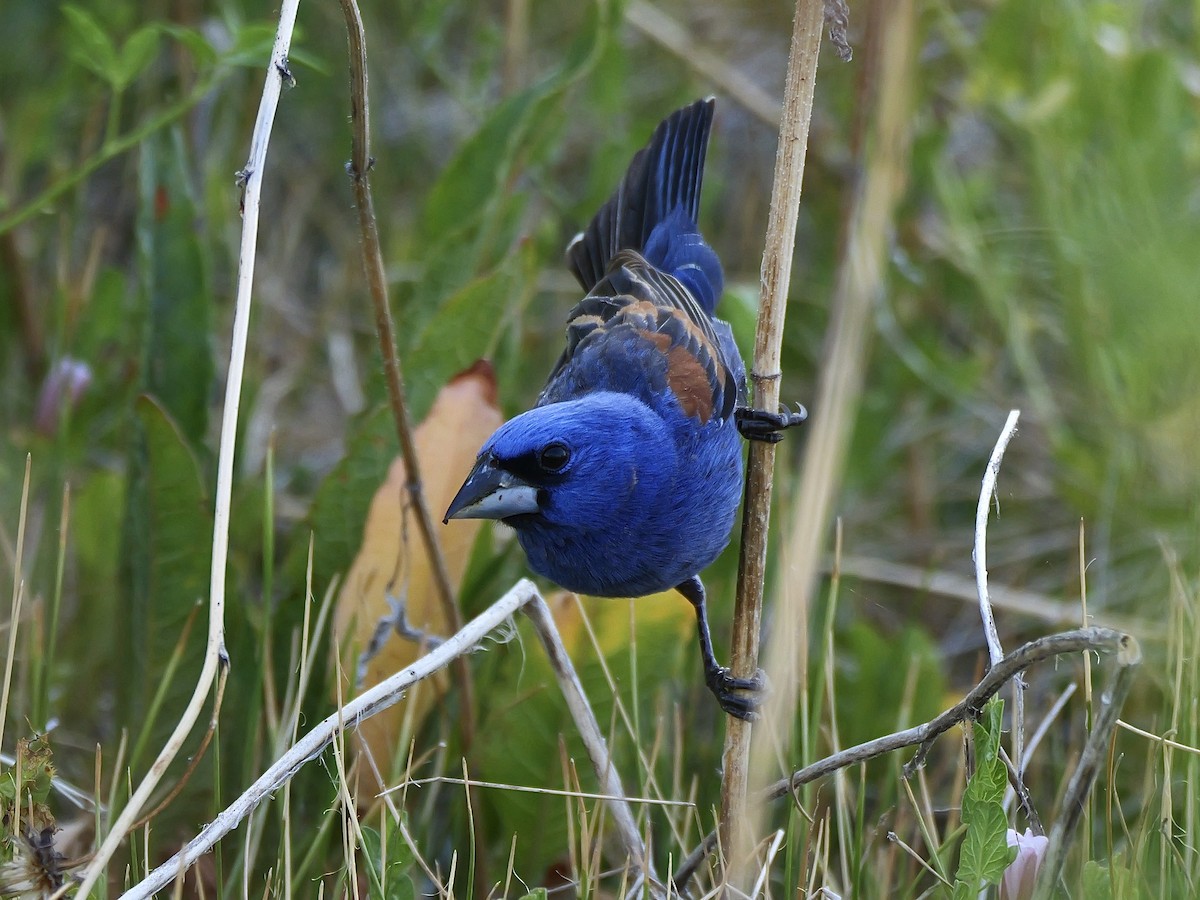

{"left": 68, "top": 6, "right": 301, "bottom": 895}
{"left": 974, "top": 410, "right": 1021, "bottom": 667}
{"left": 336, "top": 0, "right": 474, "bottom": 746}
{"left": 522, "top": 597, "right": 652, "bottom": 885}
{"left": 720, "top": 0, "right": 826, "bottom": 867}
{"left": 675, "top": 627, "right": 1140, "bottom": 889}
{"left": 121, "top": 580, "right": 540, "bottom": 899}
{"left": 123, "top": 581, "right": 651, "bottom": 897}
{"left": 1033, "top": 637, "right": 1142, "bottom": 900}
{"left": 972, "top": 411, "right": 1034, "bottom": 827}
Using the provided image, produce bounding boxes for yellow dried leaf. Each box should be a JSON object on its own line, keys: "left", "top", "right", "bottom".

{"left": 333, "top": 361, "right": 503, "bottom": 796}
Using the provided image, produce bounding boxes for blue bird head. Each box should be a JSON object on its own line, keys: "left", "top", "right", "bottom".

{"left": 445, "top": 392, "right": 676, "bottom": 527}
{"left": 444, "top": 392, "right": 684, "bottom": 595}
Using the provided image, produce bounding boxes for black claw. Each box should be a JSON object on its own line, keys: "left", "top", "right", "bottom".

{"left": 676, "top": 576, "right": 771, "bottom": 721}
{"left": 707, "top": 665, "right": 768, "bottom": 721}
{"left": 735, "top": 403, "right": 808, "bottom": 443}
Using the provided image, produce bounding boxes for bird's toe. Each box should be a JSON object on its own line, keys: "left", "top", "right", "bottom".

{"left": 707, "top": 665, "right": 769, "bottom": 720}
{"left": 735, "top": 404, "right": 808, "bottom": 442}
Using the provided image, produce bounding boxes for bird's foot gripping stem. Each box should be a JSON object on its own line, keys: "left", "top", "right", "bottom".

{"left": 677, "top": 575, "right": 769, "bottom": 721}
{"left": 705, "top": 663, "right": 767, "bottom": 721}
{"left": 735, "top": 403, "right": 808, "bottom": 443}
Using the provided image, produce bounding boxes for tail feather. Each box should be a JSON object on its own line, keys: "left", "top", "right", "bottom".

{"left": 566, "top": 99, "right": 721, "bottom": 310}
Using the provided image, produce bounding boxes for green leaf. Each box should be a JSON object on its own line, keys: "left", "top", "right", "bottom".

{"left": 159, "top": 23, "right": 218, "bottom": 67}
{"left": 422, "top": 89, "right": 545, "bottom": 242}
{"left": 1080, "top": 854, "right": 1143, "bottom": 900}
{"left": 953, "top": 698, "right": 1015, "bottom": 895}
{"left": 359, "top": 824, "right": 417, "bottom": 900}
{"left": 118, "top": 396, "right": 212, "bottom": 770}
{"left": 956, "top": 801, "right": 1016, "bottom": 892}
{"left": 304, "top": 407, "right": 397, "bottom": 592}
{"left": 835, "top": 622, "right": 946, "bottom": 749}
{"left": 402, "top": 190, "right": 530, "bottom": 347}
{"left": 115, "top": 25, "right": 161, "bottom": 91}
{"left": 421, "top": 0, "right": 609, "bottom": 243}
{"left": 518, "top": 891, "right": 549, "bottom": 900}
{"left": 63, "top": 5, "right": 120, "bottom": 85}
{"left": 220, "top": 23, "right": 277, "bottom": 68}
{"left": 404, "top": 242, "right": 537, "bottom": 421}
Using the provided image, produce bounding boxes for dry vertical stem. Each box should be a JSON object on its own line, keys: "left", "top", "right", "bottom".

{"left": 336, "top": 0, "right": 475, "bottom": 747}
{"left": 745, "top": 0, "right": 916, "bottom": 858}
{"left": 1032, "top": 637, "right": 1142, "bottom": 900}
{"left": 66, "top": 4, "right": 302, "bottom": 895}
{"left": 720, "top": 0, "right": 826, "bottom": 873}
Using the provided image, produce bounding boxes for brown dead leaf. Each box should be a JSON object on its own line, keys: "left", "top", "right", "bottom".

{"left": 333, "top": 361, "right": 503, "bottom": 799}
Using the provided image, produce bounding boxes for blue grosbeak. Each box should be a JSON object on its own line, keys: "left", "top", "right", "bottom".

{"left": 445, "top": 99, "right": 805, "bottom": 718}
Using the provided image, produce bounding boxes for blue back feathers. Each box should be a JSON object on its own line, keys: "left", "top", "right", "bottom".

{"left": 566, "top": 98, "right": 724, "bottom": 314}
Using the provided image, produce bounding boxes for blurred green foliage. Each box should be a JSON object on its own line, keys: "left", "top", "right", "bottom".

{"left": 0, "top": 0, "right": 1197, "bottom": 896}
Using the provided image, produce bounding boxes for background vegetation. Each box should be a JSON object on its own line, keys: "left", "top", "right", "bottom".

{"left": 0, "top": 0, "right": 1197, "bottom": 895}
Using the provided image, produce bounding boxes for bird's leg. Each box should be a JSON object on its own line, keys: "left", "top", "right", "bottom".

{"left": 676, "top": 576, "right": 765, "bottom": 720}
{"left": 735, "top": 402, "right": 808, "bottom": 443}
{"left": 386, "top": 590, "right": 446, "bottom": 650}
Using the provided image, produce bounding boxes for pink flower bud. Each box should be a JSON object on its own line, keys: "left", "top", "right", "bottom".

{"left": 35, "top": 358, "right": 92, "bottom": 436}
{"left": 999, "top": 828, "right": 1049, "bottom": 900}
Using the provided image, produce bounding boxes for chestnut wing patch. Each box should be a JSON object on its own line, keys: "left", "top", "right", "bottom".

{"left": 543, "top": 250, "right": 737, "bottom": 423}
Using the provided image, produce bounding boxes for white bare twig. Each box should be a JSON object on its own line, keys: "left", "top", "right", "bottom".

{"left": 121, "top": 580, "right": 539, "bottom": 899}
{"left": 122, "top": 580, "right": 653, "bottom": 897}
{"left": 973, "top": 409, "right": 1021, "bottom": 666}
{"left": 523, "top": 596, "right": 651, "bottom": 883}
{"left": 972, "top": 409, "right": 1024, "bottom": 796}
{"left": 72, "top": 7, "right": 302, "bottom": 895}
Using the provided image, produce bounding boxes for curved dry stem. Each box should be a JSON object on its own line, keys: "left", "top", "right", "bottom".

{"left": 121, "top": 581, "right": 539, "bottom": 899}
{"left": 676, "top": 627, "right": 1140, "bottom": 889}
{"left": 335, "top": 0, "right": 474, "bottom": 748}
{"left": 975, "top": 409, "right": 1021, "bottom": 667}
{"left": 68, "top": 7, "right": 301, "bottom": 896}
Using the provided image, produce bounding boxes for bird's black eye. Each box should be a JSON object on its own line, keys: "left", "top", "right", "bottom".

{"left": 538, "top": 441, "right": 571, "bottom": 473}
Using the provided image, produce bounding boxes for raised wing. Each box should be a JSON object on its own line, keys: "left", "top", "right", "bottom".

{"left": 567, "top": 100, "right": 714, "bottom": 295}
{"left": 539, "top": 250, "right": 741, "bottom": 424}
